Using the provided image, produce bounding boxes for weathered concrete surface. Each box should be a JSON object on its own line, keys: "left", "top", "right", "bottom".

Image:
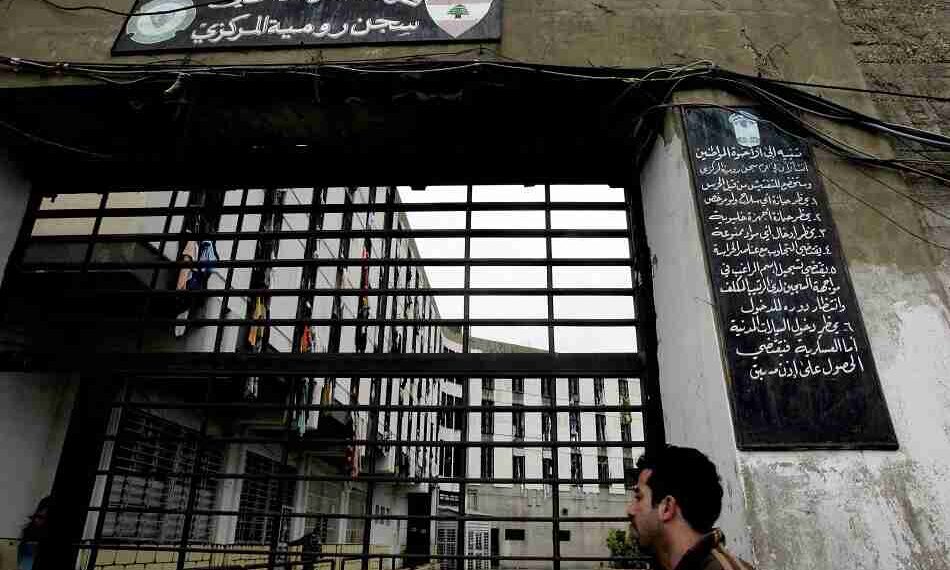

{"left": 640, "top": 104, "right": 950, "bottom": 568}
{"left": 0, "top": 0, "right": 868, "bottom": 91}
{"left": 640, "top": 108, "right": 753, "bottom": 560}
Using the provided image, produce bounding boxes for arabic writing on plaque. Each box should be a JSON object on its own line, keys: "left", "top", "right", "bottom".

{"left": 684, "top": 107, "right": 897, "bottom": 448}
{"left": 113, "top": 0, "right": 502, "bottom": 55}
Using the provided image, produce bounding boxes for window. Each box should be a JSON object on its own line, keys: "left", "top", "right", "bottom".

{"left": 511, "top": 378, "right": 524, "bottom": 394}
{"left": 236, "top": 452, "right": 296, "bottom": 544}
{"left": 569, "top": 411, "right": 580, "bottom": 442}
{"left": 621, "top": 420, "right": 632, "bottom": 443}
{"left": 542, "top": 457, "right": 553, "bottom": 481}
{"left": 559, "top": 530, "right": 571, "bottom": 542}
{"left": 512, "top": 406, "right": 525, "bottom": 441}
{"left": 596, "top": 414, "right": 607, "bottom": 442}
{"left": 440, "top": 446, "right": 451, "bottom": 477}
{"left": 541, "top": 378, "right": 554, "bottom": 399}
{"left": 598, "top": 455, "right": 610, "bottom": 487}
{"left": 618, "top": 378, "right": 630, "bottom": 403}
{"left": 440, "top": 394, "right": 463, "bottom": 429}
{"left": 482, "top": 378, "right": 494, "bottom": 392}
{"left": 441, "top": 445, "right": 464, "bottom": 477}
{"left": 481, "top": 445, "right": 493, "bottom": 479}
{"left": 482, "top": 398, "right": 494, "bottom": 435}
{"left": 570, "top": 451, "right": 583, "bottom": 485}
{"left": 513, "top": 455, "right": 526, "bottom": 486}
{"left": 467, "top": 489, "right": 478, "bottom": 510}
{"left": 504, "top": 529, "right": 525, "bottom": 541}
{"left": 105, "top": 410, "right": 224, "bottom": 543}
{"left": 541, "top": 412, "right": 553, "bottom": 442}
{"left": 568, "top": 378, "right": 579, "bottom": 403}
{"left": 623, "top": 457, "right": 637, "bottom": 489}
{"left": 593, "top": 377, "right": 604, "bottom": 406}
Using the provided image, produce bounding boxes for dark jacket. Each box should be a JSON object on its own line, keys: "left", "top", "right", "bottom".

{"left": 673, "top": 529, "right": 755, "bottom": 570}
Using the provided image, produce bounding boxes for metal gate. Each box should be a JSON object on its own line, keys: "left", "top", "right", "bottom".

{"left": 0, "top": 183, "right": 662, "bottom": 570}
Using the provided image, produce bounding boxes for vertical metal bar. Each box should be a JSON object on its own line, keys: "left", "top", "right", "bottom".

{"left": 175, "top": 376, "right": 214, "bottom": 570}
{"left": 545, "top": 185, "right": 561, "bottom": 570}
{"left": 137, "top": 191, "right": 179, "bottom": 352}
{"left": 0, "top": 189, "right": 42, "bottom": 322}
{"left": 362, "top": 187, "right": 394, "bottom": 570}
{"left": 623, "top": 185, "right": 665, "bottom": 454}
{"left": 260, "top": 189, "right": 282, "bottom": 351}
{"left": 267, "top": 376, "right": 299, "bottom": 570}
{"left": 85, "top": 377, "right": 129, "bottom": 570}
{"left": 457, "top": 184, "right": 472, "bottom": 570}
{"left": 213, "top": 189, "right": 249, "bottom": 353}
{"left": 80, "top": 192, "right": 109, "bottom": 275}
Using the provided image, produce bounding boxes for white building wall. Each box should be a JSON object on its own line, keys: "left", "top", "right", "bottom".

{"left": 493, "top": 379, "right": 512, "bottom": 488}
{"left": 523, "top": 379, "right": 543, "bottom": 491}
{"left": 579, "top": 380, "right": 596, "bottom": 494}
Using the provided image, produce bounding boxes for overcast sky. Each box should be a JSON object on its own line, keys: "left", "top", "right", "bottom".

{"left": 396, "top": 185, "right": 637, "bottom": 353}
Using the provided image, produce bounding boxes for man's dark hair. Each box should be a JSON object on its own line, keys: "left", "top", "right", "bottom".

{"left": 634, "top": 445, "right": 723, "bottom": 532}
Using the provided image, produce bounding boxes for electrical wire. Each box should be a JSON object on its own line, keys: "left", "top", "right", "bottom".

{"left": 764, "top": 76, "right": 950, "bottom": 104}
{"left": 0, "top": 117, "right": 113, "bottom": 158}
{"left": 38, "top": 0, "right": 240, "bottom": 17}
{"left": 818, "top": 169, "right": 950, "bottom": 253}
{"left": 3, "top": 55, "right": 950, "bottom": 194}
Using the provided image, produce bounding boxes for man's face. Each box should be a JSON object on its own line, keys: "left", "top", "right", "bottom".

{"left": 626, "top": 469, "right": 662, "bottom": 551}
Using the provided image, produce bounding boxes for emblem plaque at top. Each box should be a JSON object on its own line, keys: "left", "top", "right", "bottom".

{"left": 113, "top": 0, "right": 502, "bottom": 55}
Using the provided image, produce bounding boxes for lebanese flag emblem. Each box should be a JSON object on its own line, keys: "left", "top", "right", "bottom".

{"left": 426, "top": 0, "right": 494, "bottom": 38}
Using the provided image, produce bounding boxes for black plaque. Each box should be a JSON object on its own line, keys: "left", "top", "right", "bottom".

{"left": 683, "top": 106, "right": 898, "bottom": 450}
{"left": 112, "top": 0, "right": 502, "bottom": 55}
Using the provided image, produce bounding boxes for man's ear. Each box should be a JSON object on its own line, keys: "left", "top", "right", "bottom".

{"left": 657, "top": 495, "right": 678, "bottom": 523}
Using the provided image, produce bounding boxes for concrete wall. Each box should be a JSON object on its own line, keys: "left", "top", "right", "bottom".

{"left": 641, "top": 107, "right": 950, "bottom": 569}
{"left": 0, "top": 372, "right": 77, "bottom": 539}
{"left": 0, "top": 146, "right": 78, "bottom": 540}
{"left": 639, "top": 109, "right": 753, "bottom": 559}
{"left": 0, "top": 0, "right": 871, "bottom": 89}
{"left": 0, "top": 147, "right": 29, "bottom": 287}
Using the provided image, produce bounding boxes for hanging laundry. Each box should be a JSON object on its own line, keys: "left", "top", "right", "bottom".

{"left": 354, "top": 248, "right": 371, "bottom": 353}
{"left": 300, "top": 323, "right": 313, "bottom": 353}
{"left": 186, "top": 240, "right": 218, "bottom": 290}
{"left": 176, "top": 240, "right": 198, "bottom": 291}
{"left": 247, "top": 297, "right": 266, "bottom": 347}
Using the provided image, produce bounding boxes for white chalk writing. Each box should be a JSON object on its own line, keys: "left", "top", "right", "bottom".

{"left": 695, "top": 139, "right": 865, "bottom": 383}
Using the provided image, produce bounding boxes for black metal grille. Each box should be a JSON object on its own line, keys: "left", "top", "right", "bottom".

{"left": 0, "top": 184, "right": 662, "bottom": 570}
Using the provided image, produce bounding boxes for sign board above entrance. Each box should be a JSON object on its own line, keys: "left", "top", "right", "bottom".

{"left": 112, "top": 0, "right": 502, "bottom": 55}
{"left": 683, "top": 106, "right": 898, "bottom": 450}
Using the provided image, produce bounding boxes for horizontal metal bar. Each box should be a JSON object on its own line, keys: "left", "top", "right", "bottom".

{"left": 86, "top": 506, "right": 628, "bottom": 521}
{"left": 70, "top": 544, "right": 642, "bottom": 563}
{"left": 17, "top": 257, "right": 633, "bottom": 270}
{"left": 91, "top": 471, "right": 630, "bottom": 485}
{"left": 113, "top": 402, "right": 645, "bottom": 413}
{"left": 99, "top": 435, "right": 646, "bottom": 447}
{"left": 45, "top": 317, "right": 637, "bottom": 327}
{"left": 42, "top": 287, "right": 636, "bottom": 298}
{"left": 33, "top": 201, "right": 627, "bottom": 219}
{"left": 28, "top": 228, "right": 629, "bottom": 244}
{"left": 0, "top": 352, "right": 645, "bottom": 377}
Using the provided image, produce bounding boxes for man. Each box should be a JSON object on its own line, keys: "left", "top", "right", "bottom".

{"left": 626, "top": 445, "right": 755, "bottom": 570}
{"left": 288, "top": 519, "right": 323, "bottom": 570}
{"left": 18, "top": 496, "right": 52, "bottom": 570}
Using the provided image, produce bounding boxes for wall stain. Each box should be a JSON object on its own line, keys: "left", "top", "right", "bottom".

{"left": 740, "top": 456, "right": 950, "bottom": 570}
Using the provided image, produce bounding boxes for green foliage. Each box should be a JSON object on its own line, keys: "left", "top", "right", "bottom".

{"left": 605, "top": 529, "right": 643, "bottom": 569}
{"left": 447, "top": 4, "right": 469, "bottom": 18}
